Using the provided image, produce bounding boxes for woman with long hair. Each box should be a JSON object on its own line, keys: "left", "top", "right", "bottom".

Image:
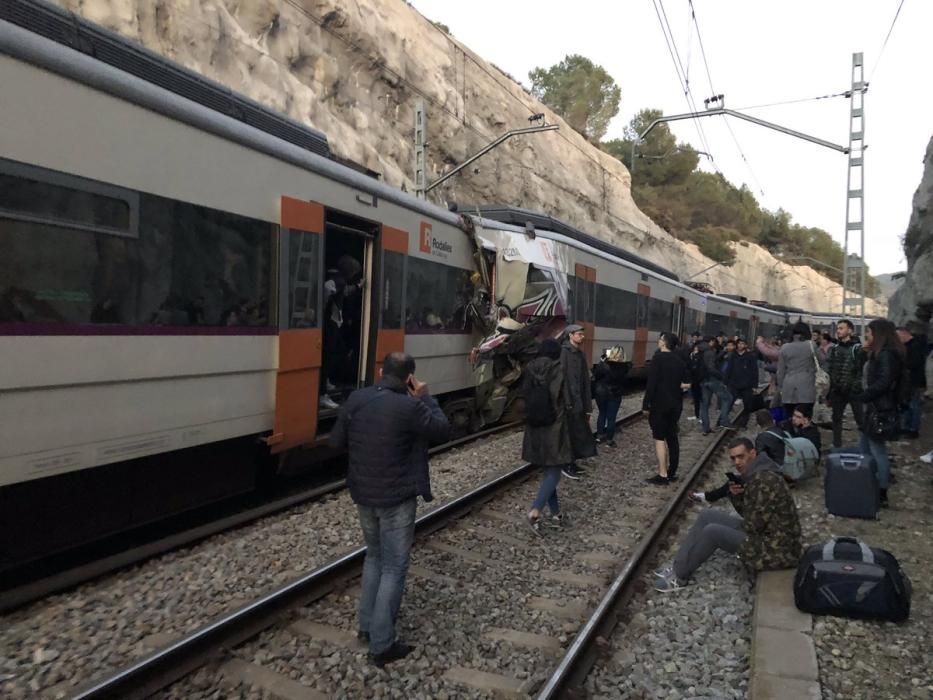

{"left": 860, "top": 318, "right": 906, "bottom": 507}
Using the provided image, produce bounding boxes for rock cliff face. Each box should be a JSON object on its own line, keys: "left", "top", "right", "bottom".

{"left": 50, "top": 0, "right": 884, "bottom": 315}
{"left": 889, "top": 136, "right": 933, "bottom": 332}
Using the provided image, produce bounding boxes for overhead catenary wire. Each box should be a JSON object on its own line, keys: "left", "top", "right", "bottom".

{"left": 733, "top": 91, "right": 848, "bottom": 111}
{"left": 868, "top": 0, "right": 906, "bottom": 84}
{"left": 688, "top": 0, "right": 765, "bottom": 197}
{"left": 652, "top": 0, "right": 719, "bottom": 173}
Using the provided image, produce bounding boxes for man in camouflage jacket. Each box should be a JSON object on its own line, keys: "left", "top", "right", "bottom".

{"left": 655, "top": 437, "right": 801, "bottom": 591}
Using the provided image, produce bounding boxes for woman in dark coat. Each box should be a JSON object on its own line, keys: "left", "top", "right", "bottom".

{"left": 523, "top": 338, "right": 573, "bottom": 534}
{"left": 643, "top": 332, "right": 691, "bottom": 484}
{"left": 859, "top": 319, "right": 905, "bottom": 507}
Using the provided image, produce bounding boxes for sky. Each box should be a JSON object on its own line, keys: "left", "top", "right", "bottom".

{"left": 410, "top": 0, "right": 931, "bottom": 275}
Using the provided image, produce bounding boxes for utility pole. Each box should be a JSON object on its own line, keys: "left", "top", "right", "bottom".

{"left": 842, "top": 53, "right": 868, "bottom": 332}
{"left": 414, "top": 99, "right": 426, "bottom": 197}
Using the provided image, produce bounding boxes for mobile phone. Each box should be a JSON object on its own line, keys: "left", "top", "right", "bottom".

{"left": 725, "top": 472, "right": 742, "bottom": 484}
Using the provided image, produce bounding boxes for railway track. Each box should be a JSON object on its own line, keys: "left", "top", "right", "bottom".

{"left": 0, "top": 419, "right": 524, "bottom": 613}
{"left": 64, "top": 410, "right": 736, "bottom": 699}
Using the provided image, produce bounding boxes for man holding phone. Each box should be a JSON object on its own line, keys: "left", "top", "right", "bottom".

{"left": 330, "top": 352, "right": 450, "bottom": 666}
{"left": 655, "top": 437, "right": 801, "bottom": 592}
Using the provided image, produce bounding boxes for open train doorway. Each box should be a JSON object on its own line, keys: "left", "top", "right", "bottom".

{"left": 319, "top": 211, "right": 376, "bottom": 419}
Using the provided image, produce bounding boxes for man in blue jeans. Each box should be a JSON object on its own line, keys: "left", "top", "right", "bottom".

{"left": 699, "top": 337, "right": 733, "bottom": 434}
{"left": 330, "top": 352, "right": 450, "bottom": 666}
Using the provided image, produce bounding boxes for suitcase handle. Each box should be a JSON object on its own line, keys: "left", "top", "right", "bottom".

{"left": 823, "top": 536, "right": 874, "bottom": 564}
{"left": 839, "top": 457, "right": 863, "bottom": 470}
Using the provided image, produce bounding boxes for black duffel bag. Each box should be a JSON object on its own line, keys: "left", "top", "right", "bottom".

{"left": 794, "top": 536, "right": 912, "bottom": 622}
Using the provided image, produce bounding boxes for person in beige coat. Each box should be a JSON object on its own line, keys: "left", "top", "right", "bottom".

{"left": 777, "top": 321, "right": 826, "bottom": 417}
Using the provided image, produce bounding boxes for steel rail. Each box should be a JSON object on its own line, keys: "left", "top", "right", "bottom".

{"left": 68, "top": 411, "right": 646, "bottom": 699}
{"left": 537, "top": 426, "right": 735, "bottom": 698}
{"left": 1, "top": 419, "right": 524, "bottom": 613}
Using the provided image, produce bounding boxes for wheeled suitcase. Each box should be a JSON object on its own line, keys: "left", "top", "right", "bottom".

{"left": 794, "top": 536, "right": 911, "bottom": 622}
{"left": 824, "top": 447, "right": 879, "bottom": 519}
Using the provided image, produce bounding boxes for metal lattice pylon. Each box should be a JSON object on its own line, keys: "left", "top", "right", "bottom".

{"left": 842, "top": 52, "right": 867, "bottom": 329}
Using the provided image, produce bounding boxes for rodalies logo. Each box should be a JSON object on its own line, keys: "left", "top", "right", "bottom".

{"left": 419, "top": 221, "right": 452, "bottom": 259}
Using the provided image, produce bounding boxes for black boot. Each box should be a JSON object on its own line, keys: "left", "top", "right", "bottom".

{"left": 879, "top": 488, "right": 889, "bottom": 508}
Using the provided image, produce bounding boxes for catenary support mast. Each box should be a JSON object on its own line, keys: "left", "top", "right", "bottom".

{"left": 842, "top": 53, "right": 868, "bottom": 330}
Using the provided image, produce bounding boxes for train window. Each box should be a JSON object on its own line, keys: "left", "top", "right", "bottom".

{"left": 594, "top": 284, "right": 637, "bottom": 329}
{"left": 1, "top": 185, "right": 274, "bottom": 329}
{"left": 735, "top": 318, "right": 751, "bottom": 340}
{"left": 405, "top": 257, "right": 473, "bottom": 334}
{"left": 381, "top": 250, "right": 405, "bottom": 329}
{"left": 684, "top": 308, "right": 702, "bottom": 336}
{"left": 648, "top": 298, "right": 673, "bottom": 332}
{"left": 0, "top": 158, "right": 137, "bottom": 237}
{"left": 288, "top": 231, "right": 320, "bottom": 328}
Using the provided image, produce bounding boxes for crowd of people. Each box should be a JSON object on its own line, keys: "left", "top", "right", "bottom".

{"left": 330, "top": 313, "right": 928, "bottom": 666}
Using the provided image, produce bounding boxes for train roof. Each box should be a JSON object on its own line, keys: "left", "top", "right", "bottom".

{"left": 466, "top": 205, "right": 680, "bottom": 282}
{"left": 1, "top": 0, "right": 332, "bottom": 159}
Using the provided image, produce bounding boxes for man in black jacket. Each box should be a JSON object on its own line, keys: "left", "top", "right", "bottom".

{"left": 561, "top": 324, "right": 596, "bottom": 479}
{"left": 330, "top": 352, "right": 450, "bottom": 666}
{"left": 727, "top": 338, "right": 759, "bottom": 428}
{"left": 897, "top": 324, "right": 928, "bottom": 439}
{"left": 699, "top": 338, "right": 733, "bottom": 434}
{"left": 826, "top": 319, "right": 864, "bottom": 448}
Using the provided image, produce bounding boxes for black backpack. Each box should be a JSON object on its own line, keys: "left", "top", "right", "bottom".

{"left": 525, "top": 371, "right": 557, "bottom": 427}
{"left": 794, "top": 537, "right": 911, "bottom": 622}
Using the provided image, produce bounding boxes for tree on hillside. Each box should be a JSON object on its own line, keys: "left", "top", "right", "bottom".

{"left": 529, "top": 55, "right": 621, "bottom": 141}
{"left": 603, "top": 108, "right": 698, "bottom": 187}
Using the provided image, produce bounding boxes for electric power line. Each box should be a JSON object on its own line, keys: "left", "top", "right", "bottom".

{"left": 652, "top": 0, "right": 719, "bottom": 172}
{"left": 733, "top": 91, "right": 849, "bottom": 111}
{"left": 688, "top": 0, "right": 764, "bottom": 197}
{"left": 868, "top": 0, "right": 906, "bottom": 84}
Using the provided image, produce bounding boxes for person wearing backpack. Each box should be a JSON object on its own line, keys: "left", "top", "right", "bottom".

{"left": 523, "top": 338, "right": 573, "bottom": 535}
{"left": 592, "top": 345, "right": 630, "bottom": 447}
{"left": 753, "top": 408, "right": 785, "bottom": 465}
{"left": 860, "top": 319, "right": 907, "bottom": 507}
{"left": 826, "top": 319, "right": 865, "bottom": 448}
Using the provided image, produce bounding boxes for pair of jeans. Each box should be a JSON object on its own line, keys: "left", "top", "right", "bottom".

{"left": 900, "top": 388, "right": 924, "bottom": 433}
{"left": 859, "top": 433, "right": 891, "bottom": 489}
{"left": 532, "top": 465, "right": 562, "bottom": 515}
{"left": 700, "top": 379, "right": 732, "bottom": 432}
{"left": 673, "top": 509, "right": 746, "bottom": 580}
{"left": 691, "top": 382, "right": 703, "bottom": 419}
{"left": 357, "top": 498, "right": 417, "bottom": 655}
{"left": 830, "top": 393, "right": 864, "bottom": 448}
{"left": 595, "top": 396, "right": 622, "bottom": 440}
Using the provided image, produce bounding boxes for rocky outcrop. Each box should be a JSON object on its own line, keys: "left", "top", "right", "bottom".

{"left": 889, "top": 136, "right": 933, "bottom": 331}
{"left": 49, "top": 0, "right": 884, "bottom": 315}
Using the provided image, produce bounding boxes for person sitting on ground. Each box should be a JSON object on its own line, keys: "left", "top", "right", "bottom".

{"left": 779, "top": 405, "right": 822, "bottom": 456}
{"left": 753, "top": 408, "right": 785, "bottom": 465}
{"left": 655, "top": 437, "right": 802, "bottom": 592}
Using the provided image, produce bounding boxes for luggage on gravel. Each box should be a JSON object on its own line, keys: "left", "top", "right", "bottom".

{"left": 824, "top": 447, "right": 879, "bottom": 519}
{"left": 794, "top": 536, "right": 912, "bottom": 622}
{"left": 768, "top": 431, "right": 819, "bottom": 482}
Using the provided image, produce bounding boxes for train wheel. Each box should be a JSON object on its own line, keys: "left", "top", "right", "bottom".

{"left": 442, "top": 397, "right": 475, "bottom": 440}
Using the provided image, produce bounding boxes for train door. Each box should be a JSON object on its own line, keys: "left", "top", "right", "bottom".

{"left": 673, "top": 296, "right": 687, "bottom": 338}
{"left": 573, "top": 263, "right": 596, "bottom": 364}
{"left": 319, "top": 211, "right": 377, "bottom": 420}
{"left": 374, "top": 226, "right": 408, "bottom": 379}
{"left": 269, "top": 196, "right": 325, "bottom": 453}
{"left": 633, "top": 283, "right": 650, "bottom": 367}
{"left": 729, "top": 310, "right": 738, "bottom": 336}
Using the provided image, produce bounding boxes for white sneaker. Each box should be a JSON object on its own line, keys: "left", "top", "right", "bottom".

{"left": 655, "top": 574, "right": 688, "bottom": 593}
{"left": 920, "top": 450, "right": 933, "bottom": 465}
{"left": 687, "top": 416, "right": 698, "bottom": 421}
{"left": 654, "top": 565, "right": 674, "bottom": 578}
{"left": 319, "top": 395, "right": 339, "bottom": 410}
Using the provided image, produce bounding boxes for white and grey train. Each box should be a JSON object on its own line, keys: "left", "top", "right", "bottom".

{"left": 0, "top": 1, "right": 840, "bottom": 566}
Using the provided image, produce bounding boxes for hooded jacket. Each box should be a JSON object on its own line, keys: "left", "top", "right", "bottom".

{"left": 521, "top": 356, "right": 573, "bottom": 466}
{"left": 730, "top": 452, "right": 802, "bottom": 571}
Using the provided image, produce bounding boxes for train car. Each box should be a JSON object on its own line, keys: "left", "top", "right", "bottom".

{"left": 0, "top": 1, "right": 852, "bottom": 568}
